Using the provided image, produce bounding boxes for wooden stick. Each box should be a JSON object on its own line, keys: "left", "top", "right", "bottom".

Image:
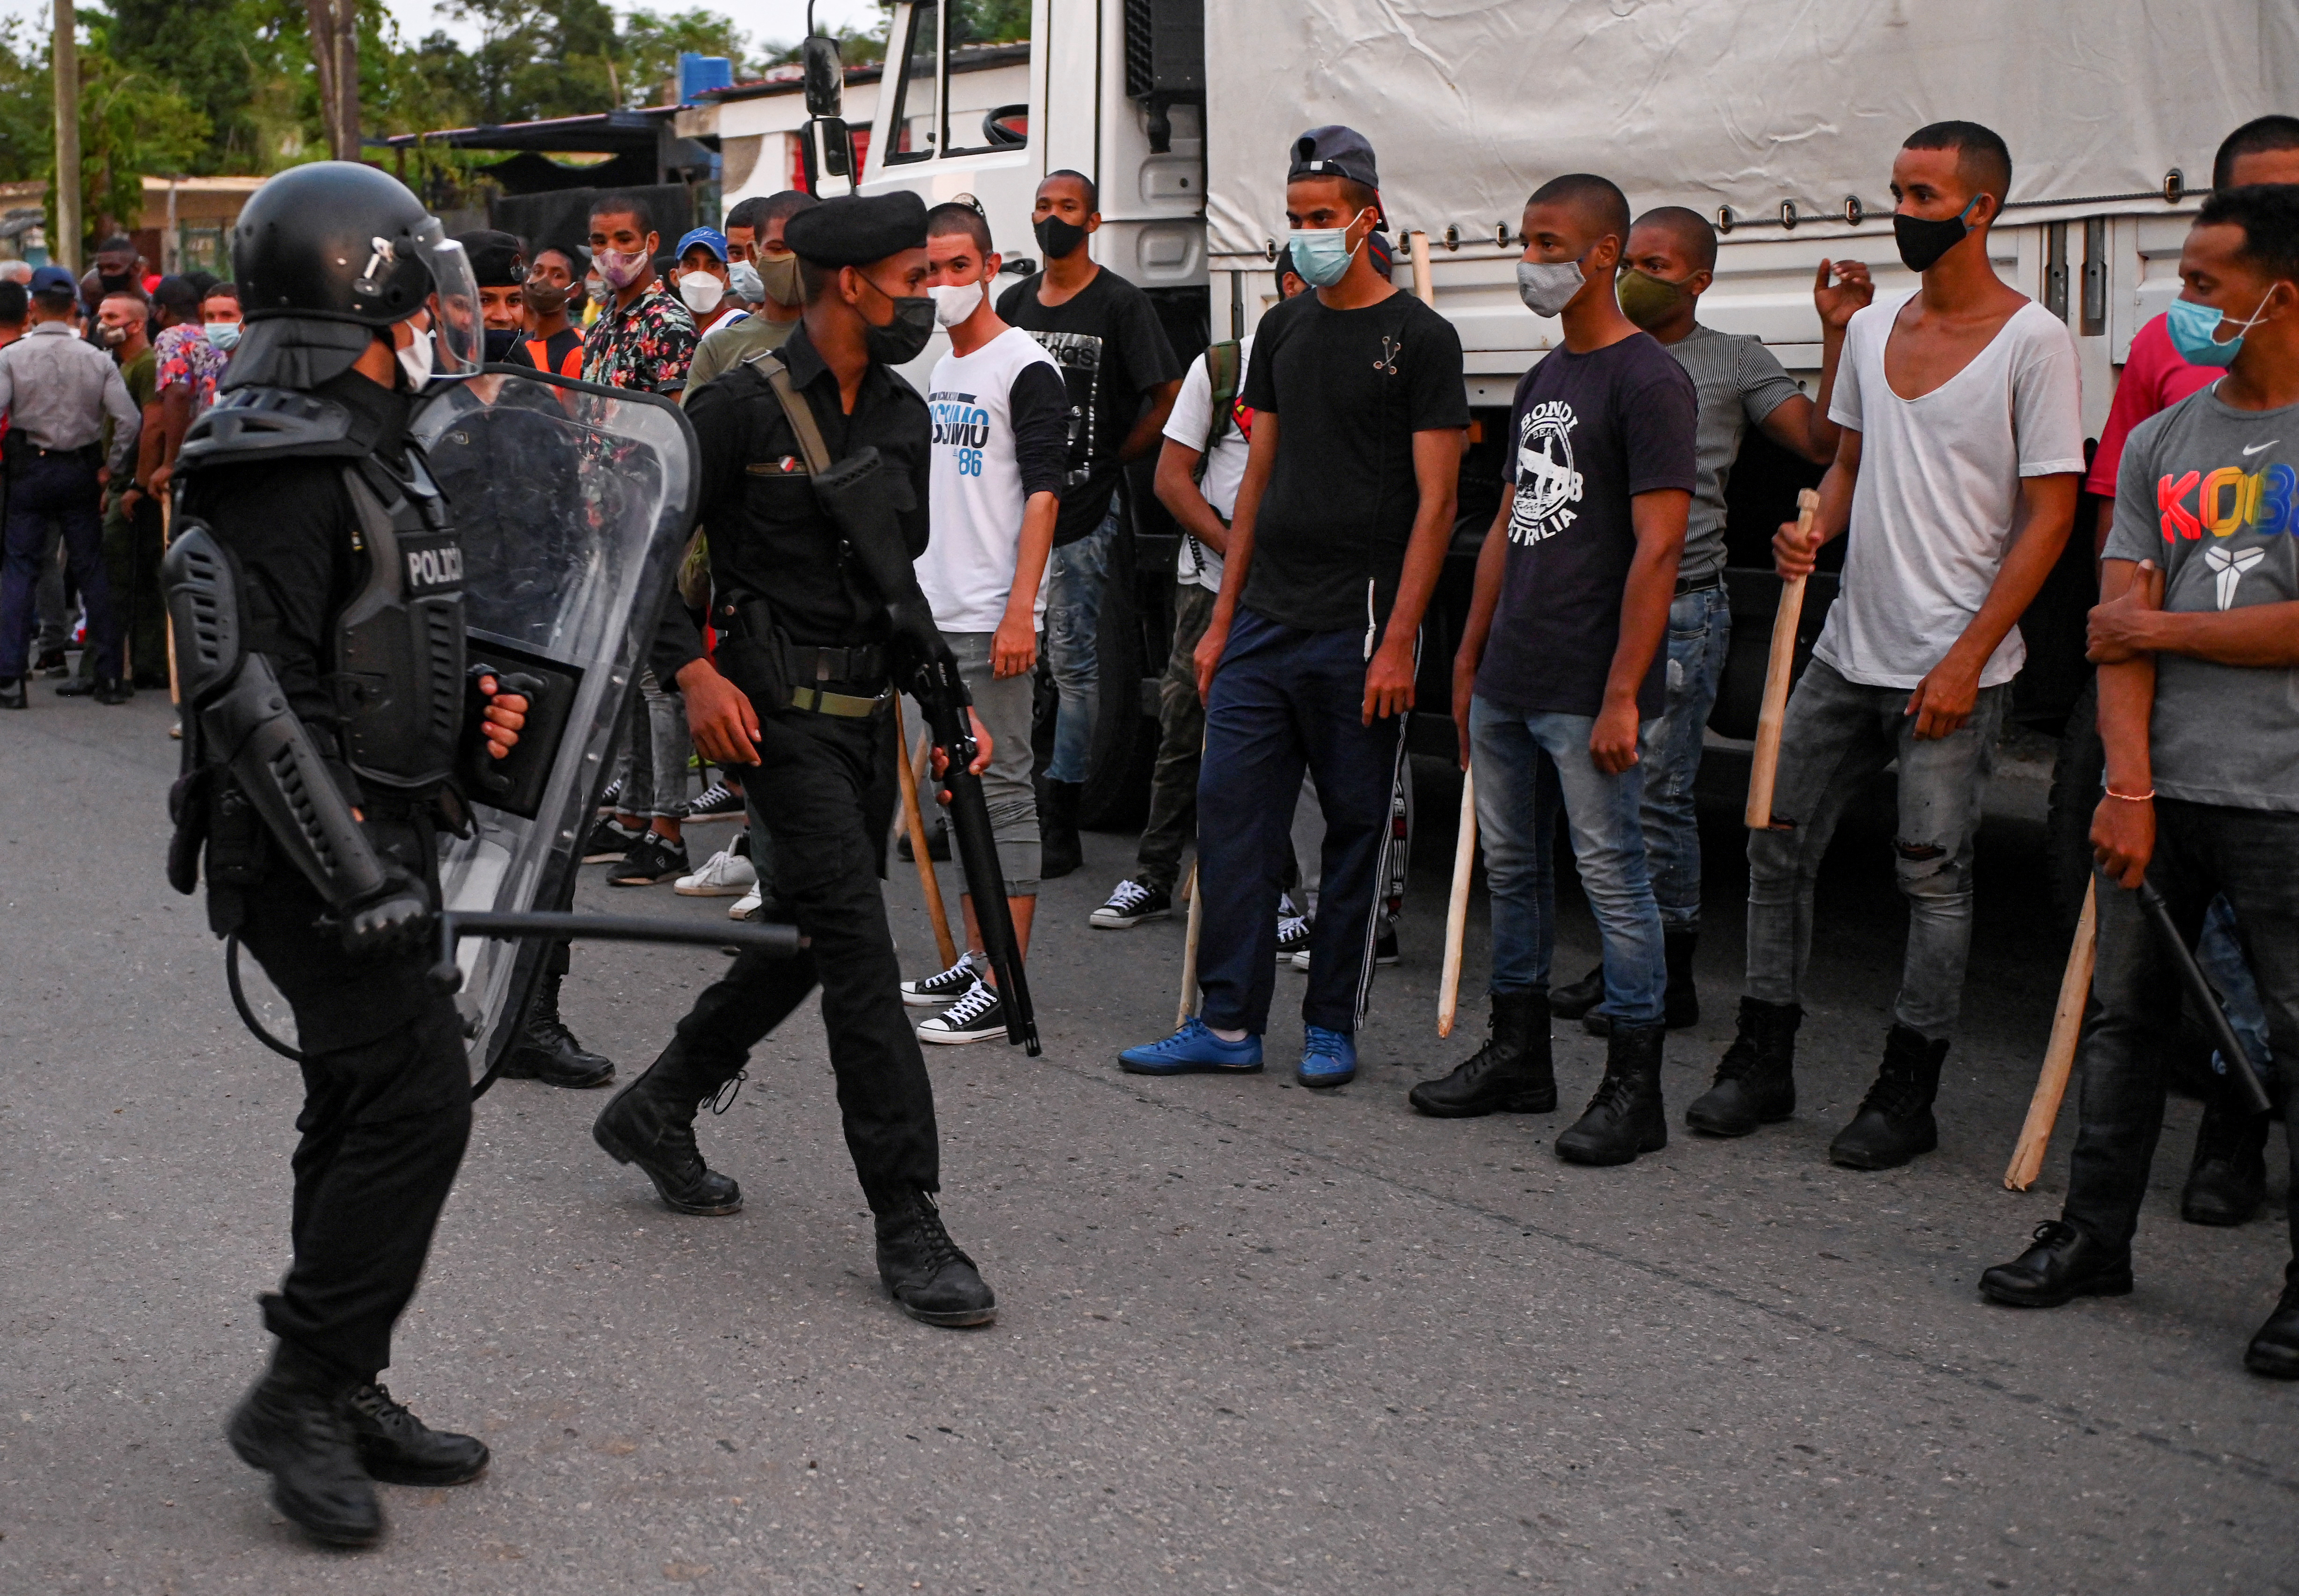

{"left": 1438, "top": 767, "right": 1477, "bottom": 1037}
{"left": 2005, "top": 877, "right": 2097, "bottom": 1191}
{"left": 1408, "top": 230, "right": 1438, "bottom": 310}
{"left": 1744, "top": 487, "right": 1821, "bottom": 830}
{"left": 893, "top": 697, "right": 958, "bottom": 971}
{"left": 1175, "top": 860, "right": 1204, "bottom": 1028}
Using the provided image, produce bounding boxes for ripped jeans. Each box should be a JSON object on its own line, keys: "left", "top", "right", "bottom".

{"left": 1743, "top": 656, "right": 2006, "bottom": 1040}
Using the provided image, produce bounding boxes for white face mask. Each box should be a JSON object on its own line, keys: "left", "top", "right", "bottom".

{"left": 929, "top": 279, "right": 984, "bottom": 329}
{"left": 678, "top": 271, "right": 726, "bottom": 315}
{"left": 727, "top": 260, "right": 764, "bottom": 304}
{"left": 395, "top": 325, "right": 434, "bottom": 389}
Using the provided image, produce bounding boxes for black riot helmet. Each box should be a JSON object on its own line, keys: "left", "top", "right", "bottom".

{"left": 231, "top": 161, "right": 482, "bottom": 381}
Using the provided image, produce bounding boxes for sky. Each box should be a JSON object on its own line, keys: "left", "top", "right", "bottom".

{"left": 0, "top": 0, "right": 886, "bottom": 56}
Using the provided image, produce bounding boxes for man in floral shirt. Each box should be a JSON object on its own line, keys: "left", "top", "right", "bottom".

{"left": 581, "top": 194, "right": 697, "bottom": 396}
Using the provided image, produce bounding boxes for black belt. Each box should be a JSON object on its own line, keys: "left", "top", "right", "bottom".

{"left": 17, "top": 441, "right": 100, "bottom": 463}
{"left": 1674, "top": 572, "right": 1724, "bottom": 596}
{"left": 786, "top": 642, "right": 886, "bottom": 683}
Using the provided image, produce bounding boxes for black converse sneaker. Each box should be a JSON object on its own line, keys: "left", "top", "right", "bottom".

{"left": 1090, "top": 877, "right": 1171, "bottom": 929}
{"left": 902, "top": 951, "right": 985, "bottom": 1008}
{"left": 917, "top": 979, "right": 1008, "bottom": 1045}
{"left": 682, "top": 779, "right": 744, "bottom": 823}
{"left": 1275, "top": 894, "right": 1310, "bottom": 961}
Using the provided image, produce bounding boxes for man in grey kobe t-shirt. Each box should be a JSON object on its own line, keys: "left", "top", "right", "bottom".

{"left": 1547, "top": 205, "right": 1871, "bottom": 1032}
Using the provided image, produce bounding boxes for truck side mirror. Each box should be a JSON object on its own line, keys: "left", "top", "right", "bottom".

{"left": 801, "top": 34, "right": 844, "bottom": 120}
{"left": 813, "top": 117, "right": 852, "bottom": 179}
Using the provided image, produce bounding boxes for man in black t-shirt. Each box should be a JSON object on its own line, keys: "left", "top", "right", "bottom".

{"left": 1118, "top": 126, "right": 1467, "bottom": 1089}
{"left": 1409, "top": 175, "right": 1696, "bottom": 1167}
{"left": 996, "top": 170, "right": 1182, "bottom": 875}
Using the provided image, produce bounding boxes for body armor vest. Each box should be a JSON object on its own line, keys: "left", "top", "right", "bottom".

{"left": 176, "top": 384, "right": 468, "bottom": 796}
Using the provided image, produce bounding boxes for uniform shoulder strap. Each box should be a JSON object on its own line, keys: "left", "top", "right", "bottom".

{"left": 746, "top": 350, "right": 835, "bottom": 476}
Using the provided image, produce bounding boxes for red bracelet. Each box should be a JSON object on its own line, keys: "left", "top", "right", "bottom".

{"left": 2104, "top": 785, "right": 2155, "bottom": 802}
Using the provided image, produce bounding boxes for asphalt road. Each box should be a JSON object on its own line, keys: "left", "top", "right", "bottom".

{"left": 1, "top": 688, "right": 2293, "bottom": 1594}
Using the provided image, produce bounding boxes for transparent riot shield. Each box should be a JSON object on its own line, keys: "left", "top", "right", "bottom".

{"left": 410, "top": 365, "right": 698, "bottom": 1086}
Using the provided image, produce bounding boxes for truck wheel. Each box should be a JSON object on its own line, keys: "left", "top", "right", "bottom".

{"left": 2044, "top": 674, "right": 2104, "bottom": 933}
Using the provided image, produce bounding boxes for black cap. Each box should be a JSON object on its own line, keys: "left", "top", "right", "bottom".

{"left": 1288, "top": 125, "right": 1379, "bottom": 190}
{"left": 782, "top": 190, "right": 928, "bottom": 267}
{"left": 456, "top": 229, "right": 527, "bottom": 288}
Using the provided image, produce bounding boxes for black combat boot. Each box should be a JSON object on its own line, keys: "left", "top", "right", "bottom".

{"left": 1583, "top": 932, "right": 1703, "bottom": 1037}
{"left": 1978, "top": 1219, "right": 2133, "bottom": 1308}
{"left": 2246, "top": 1280, "right": 2299, "bottom": 1380}
{"left": 874, "top": 1189, "right": 997, "bottom": 1327}
{"left": 0, "top": 677, "right": 26, "bottom": 710}
{"left": 1684, "top": 997, "right": 1802, "bottom": 1137}
{"left": 1829, "top": 1023, "right": 1949, "bottom": 1170}
{"left": 1548, "top": 962, "right": 1605, "bottom": 1020}
{"left": 502, "top": 972, "right": 615, "bottom": 1088}
{"left": 1039, "top": 779, "right": 1082, "bottom": 879}
{"left": 343, "top": 1382, "right": 489, "bottom": 1486}
{"left": 1408, "top": 989, "right": 1555, "bottom": 1116}
{"left": 1555, "top": 1024, "right": 1668, "bottom": 1166}
{"left": 225, "top": 1342, "right": 384, "bottom": 1547}
{"left": 591, "top": 1042, "right": 744, "bottom": 1214}
{"left": 2181, "top": 1092, "right": 2269, "bottom": 1227}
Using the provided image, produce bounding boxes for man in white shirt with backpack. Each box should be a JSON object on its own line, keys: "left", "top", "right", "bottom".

{"left": 898, "top": 201, "right": 1070, "bottom": 1043}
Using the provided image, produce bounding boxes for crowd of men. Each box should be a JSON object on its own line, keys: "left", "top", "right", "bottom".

{"left": 6, "top": 105, "right": 2296, "bottom": 1549}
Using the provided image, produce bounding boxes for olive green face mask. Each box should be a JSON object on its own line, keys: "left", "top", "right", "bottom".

{"left": 755, "top": 249, "right": 804, "bottom": 307}
{"left": 1616, "top": 266, "right": 1694, "bottom": 329}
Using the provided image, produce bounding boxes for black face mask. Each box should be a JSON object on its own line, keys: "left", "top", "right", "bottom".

{"left": 1893, "top": 197, "right": 1982, "bottom": 274}
{"left": 483, "top": 328, "right": 522, "bottom": 362}
{"left": 98, "top": 270, "right": 133, "bottom": 293}
{"left": 1034, "top": 214, "right": 1087, "bottom": 260}
{"left": 857, "top": 274, "right": 936, "bottom": 366}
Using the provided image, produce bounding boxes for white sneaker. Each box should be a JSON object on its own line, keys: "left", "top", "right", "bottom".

{"left": 917, "top": 978, "right": 1008, "bottom": 1045}
{"left": 676, "top": 845, "right": 759, "bottom": 896}
{"left": 902, "top": 951, "right": 985, "bottom": 1008}
{"left": 728, "top": 885, "right": 763, "bottom": 920}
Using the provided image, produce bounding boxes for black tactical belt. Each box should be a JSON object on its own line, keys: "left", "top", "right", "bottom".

{"left": 787, "top": 642, "right": 885, "bottom": 683}
{"left": 1674, "top": 571, "right": 1724, "bottom": 596}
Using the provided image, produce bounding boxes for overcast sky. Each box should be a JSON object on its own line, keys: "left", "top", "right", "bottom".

{"left": 0, "top": 0, "right": 885, "bottom": 56}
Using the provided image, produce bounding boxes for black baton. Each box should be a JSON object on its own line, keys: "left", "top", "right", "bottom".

{"left": 2133, "top": 882, "right": 2274, "bottom": 1116}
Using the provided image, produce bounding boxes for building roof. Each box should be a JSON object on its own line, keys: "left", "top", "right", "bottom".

{"left": 381, "top": 105, "right": 681, "bottom": 156}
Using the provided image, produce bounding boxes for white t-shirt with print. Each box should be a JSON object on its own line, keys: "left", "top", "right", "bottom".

{"left": 917, "top": 325, "right": 1069, "bottom": 633}
{"left": 1161, "top": 335, "right": 1256, "bottom": 593}
{"left": 1815, "top": 292, "right": 2085, "bottom": 689}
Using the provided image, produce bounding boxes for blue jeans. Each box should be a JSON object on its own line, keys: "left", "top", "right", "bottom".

{"left": 1470, "top": 695, "right": 1666, "bottom": 1027}
{"left": 1744, "top": 656, "right": 2005, "bottom": 1038}
{"left": 1196, "top": 609, "right": 1406, "bottom": 1036}
{"left": 1043, "top": 503, "right": 1117, "bottom": 784}
{"left": 1640, "top": 586, "right": 1730, "bottom": 933}
{"left": 1, "top": 453, "right": 115, "bottom": 679}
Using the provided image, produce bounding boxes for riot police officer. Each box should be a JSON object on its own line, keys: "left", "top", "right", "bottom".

{"left": 163, "top": 162, "right": 525, "bottom": 1545}
{"left": 589, "top": 191, "right": 998, "bottom": 1328}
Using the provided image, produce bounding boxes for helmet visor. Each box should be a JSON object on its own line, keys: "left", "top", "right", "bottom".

{"left": 419, "top": 232, "right": 484, "bottom": 379}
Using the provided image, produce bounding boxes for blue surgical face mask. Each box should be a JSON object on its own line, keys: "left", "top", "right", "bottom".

{"left": 204, "top": 321, "right": 241, "bottom": 351}
{"left": 2167, "top": 290, "right": 2277, "bottom": 368}
{"left": 1286, "top": 209, "right": 1370, "bottom": 289}
{"left": 728, "top": 260, "right": 764, "bottom": 304}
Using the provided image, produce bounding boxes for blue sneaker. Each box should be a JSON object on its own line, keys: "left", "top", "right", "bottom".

{"left": 1119, "top": 1017, "right": 1264, "bottom": 1075}
{"left": 1298, "top": 1026, "right": 1358, "bottom": 1088}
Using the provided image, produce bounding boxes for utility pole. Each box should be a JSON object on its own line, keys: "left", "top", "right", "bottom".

{"left": 51, "top": 0, "right": 80, "bottom": 271}
{"left": 306, "top": 0, "right": 361, "bottom": 161}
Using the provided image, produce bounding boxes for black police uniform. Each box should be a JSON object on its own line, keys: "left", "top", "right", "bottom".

{"left": 589, "top": 192, "right": 994, "bottom": 1328}
{"left": 162, "top": 161, "right": 490, "bottom": 1547}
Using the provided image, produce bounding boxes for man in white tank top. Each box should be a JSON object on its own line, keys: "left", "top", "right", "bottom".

{"left": 1692, "top": 121, "right": 2085, "bottom": 1171}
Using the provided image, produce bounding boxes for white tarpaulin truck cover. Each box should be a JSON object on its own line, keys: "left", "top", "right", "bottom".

{"left": 1204, "top": 0, "right": 2299, "bottom": 258}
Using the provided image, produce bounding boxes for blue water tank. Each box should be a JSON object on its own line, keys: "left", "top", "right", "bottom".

{"left": 678, "top": 53, "right": 734, "bottom": 103}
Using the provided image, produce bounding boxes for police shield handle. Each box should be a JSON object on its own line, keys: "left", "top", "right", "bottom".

{"left": 893, "top": 697, "right": 959, "bottom": 972}
{"left": 1745, "top": 488, "right": 1822, "bottom": 830}
{"left": 1408, "top": 230, "right": 1438, "bottom": 311}
{"left": 1438, "top": 767, "right": 1477, "bottom": 1038}
{"left": 2005, "top": 878, "right": 2095, "bottom": 1191}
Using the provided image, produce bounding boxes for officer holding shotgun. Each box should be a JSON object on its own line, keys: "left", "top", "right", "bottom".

{"left": 161, "top": 163, "right": 520, "bottom": 1545}
{"left": 589, "top": 191, "right": 1001, "bottom": 1330}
